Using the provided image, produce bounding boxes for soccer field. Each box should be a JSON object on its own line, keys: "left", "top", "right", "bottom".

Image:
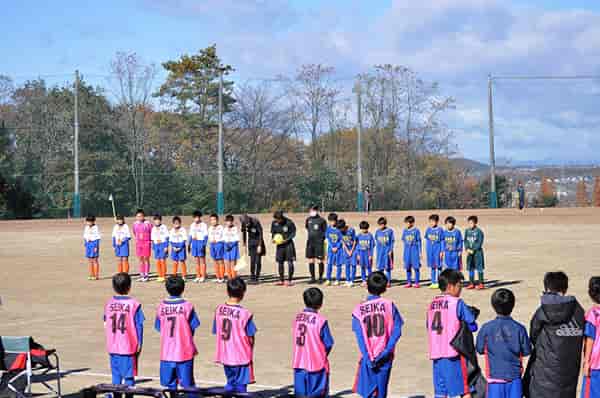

{"left": 1, "top": 208, "right": 598, "bottom": 397}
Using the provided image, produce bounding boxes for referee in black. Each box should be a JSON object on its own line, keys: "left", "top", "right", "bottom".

{"left": 271, "top": 210, "right": 296, "bottom": 286}
{"left": 240, "top": 214, "right": 265, "bottom": 284}
{"left": 305, "top": 205, "right": 326, "bottom": 284}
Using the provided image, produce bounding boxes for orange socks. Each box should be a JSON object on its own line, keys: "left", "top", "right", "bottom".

{"left": 181, "top": 262, "right": 187, "bottom": 278}
{"left": 117, "top": 263, "right": 123, "bottom": 273}
{"left": 123, "top": 259, "right": 130, "bottom": 274}
{"left": 225, "top": 265, "right": 237, "bottom": 279}
{"left": 196, "top": 263, "right": 206, "bottom": 278}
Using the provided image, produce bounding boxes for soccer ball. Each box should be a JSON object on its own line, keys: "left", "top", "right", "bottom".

{"left": 273, "top": 233, "right": 285, "bottom": 245}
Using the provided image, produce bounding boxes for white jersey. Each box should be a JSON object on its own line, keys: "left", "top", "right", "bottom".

{"left": 151, "top": 224, "right": 169, "bottom": 243}
{"left": 189, "top": 221, "right": 208, "bottom": 241}
{"left": 111, "top": 224, "right": 131, "bottom": 241}
{"left": 223, "top": 226, "right": 240, "bottom": 243}
{"left": 169, "top": 227, "right": 187, "bottom": 244}
{"left": 208, "top": 225, "right": 224, "bottom": 243}
{"left": 84, "top": 225, "right": 101, "bottom": 241}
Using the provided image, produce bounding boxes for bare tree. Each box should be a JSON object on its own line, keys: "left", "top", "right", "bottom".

{"left": 110, "top": 52, "right": 157, "bottom": 207}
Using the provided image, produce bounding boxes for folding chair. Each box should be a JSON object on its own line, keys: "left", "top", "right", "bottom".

{"left": 0, "top": 336, "right": 61, "bottom": 398}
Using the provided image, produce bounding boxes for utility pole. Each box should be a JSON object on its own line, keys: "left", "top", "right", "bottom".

{"left": 354, "top": 80, "right": 364, "bottom": 212}
{"left": 217, "top": 69, "right": 224, "bottom": 215}
{"left": 487, "top": 74, "right": 497, "bottom": 208}
{"left": 73, "top": 70, "right": 81, "bottom": 218}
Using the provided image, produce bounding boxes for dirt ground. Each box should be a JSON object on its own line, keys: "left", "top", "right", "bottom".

{"left": 1, "top": 207, "right": 599, "bottom": 398}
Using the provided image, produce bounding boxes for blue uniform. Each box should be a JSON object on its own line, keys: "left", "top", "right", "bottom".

{"left": 326, "top": 226, "right": 343, "bottom": 281}
{"left": 170, "top": 241, "right": 186, "bottom": 261}
{"left": 425, "top": 226, "right": 443, "bottom": 268}
{"left": 212, "top": 314, "right": 258, "bottom": 392}
{"left": 401, "top": 227, "right": 421, "bottom": 285}
{"left": 581, "top": 320, "right": 600, "bottom": 398}
{"left": 153, "top": 241, "right": 169, "bottom": 260}
{"left": 356, "top": 232, "right": 375, "bottom": 282}
{"left": 224, "top": 241, "right": 240, "bottom": 261}
{"left": 85, "top": 240, "right": 100, "bottom": 258}
{"left": 352, "top": 295, "right": 403, "bottom": 398}
{"left": 112, "top": 238, "right": 130, "bottom": 258}
{"left": 375, "top": 228, "right": 394, "bottom": 282}
{"left": 442, "top": 228, "right": 463, "bottom": 270}
{"left": 341, "top": 227, "right": 357, "bottom": 282}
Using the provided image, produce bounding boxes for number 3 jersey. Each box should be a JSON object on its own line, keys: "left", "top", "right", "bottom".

{"left": 292, "top": 309, "right": 334, "bottom": 373}
{"left": 213, "top": 303, "right": 256, "bottom": 366}
{"left": 104, "top": 296, "right": 145, "bottom": 355}
{"left": 155, "top": 298, "right": 200, "bottom": 362}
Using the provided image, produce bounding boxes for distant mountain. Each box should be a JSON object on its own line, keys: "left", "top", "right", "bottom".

{"left": 450, "top": 157, "right": 489, "bottom": 175}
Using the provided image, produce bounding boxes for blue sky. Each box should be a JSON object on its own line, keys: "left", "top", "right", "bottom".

{"left": 4, "top": 0, "right": 600, "bottom": 164}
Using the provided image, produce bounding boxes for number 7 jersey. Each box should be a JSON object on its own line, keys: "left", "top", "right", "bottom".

{"left": 156, "top": 299, "right": 198, "bottom": 362}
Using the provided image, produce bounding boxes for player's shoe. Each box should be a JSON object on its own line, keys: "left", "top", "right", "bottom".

{"left": 466, "top": 283, "right": 475, "bottom": 289}
{"left": 333, "top": 280, "right": 340, "bottom": 286}
{"left": 429, "top": 283, "right": 439, "bottom": 289}
{"left": 88, "top": 276, "right": 94, "bottom": 280}
{"left": 136, "top": 276, "right": 145, "bottom": 282}
{"left": 404, "top": 283, "right": 412, "bottom": 288}
{"left": 276, "top": 280, "right": 285, "bottom": 286}
{"left": 414, "top": 283, "right": 420, "bottom": 288}
{"left": 324, "top": 280, "right": 331, "bottom": 286}
{"left": 387, "top": 282, "right": 392, "bottom": 288}
{"left": 476, "top": 283, "right": 485, "bottom": 290}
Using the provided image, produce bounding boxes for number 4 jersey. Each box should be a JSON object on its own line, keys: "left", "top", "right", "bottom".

{"left": 214, "top": 303, "right": 255, "bottom": 366}
{"left": 427, "top": 295, "right": 462, "bottom": 360}
{"left": 155, "top": 298, "right": 199, "bottom": 362}
{"left": 104, "top": 296, "right": 144, "bottom": 355}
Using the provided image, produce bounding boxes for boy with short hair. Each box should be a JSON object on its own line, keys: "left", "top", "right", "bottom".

{"left": 112, "top": 216, "right": 131, "bottom": 274}
{"left": 442, "top": 216, "right": 463, "bottom": 271}
{"left": 464, "top": 215, "right": 485, "bottom": 290}
{"left": 151, "top": 214, "right": 169, "bottom": 282}
{"left": 356, "top": 221, "right": 375, "bottom": 286}
{"left": 213, "top": 278, "right": 257, "bottom": 393}
{"left": 352, "top": 271, "right": 403, "bottom": 398}
{"left": 425, "top": 214, "right": 443, "bottom": 290}
{"left": 427, "top": 269, "right": 478, "bottom": 398}
{"left": 188, "top": 210, "right": 208, "bottom": 283}
{"left": 208, "top": 214, "right": 225, "bottom": 283}
{"left": 292, "top": 288, "right": 334, "bottom": 398}
{"left": 223, "top": 214, "right": 240, "bottom": 280}
{"left": 401, "top": 215, "right": 422, "bottom": 288}
{"left": 104, "top": 273, "right": 144, "bottom": 396}
{"left": 325, "top": 213, "right": 343, "bottom": 286}
{"left": 84, "top": 215, "right": 101, "bottom": 280}
{"left": 524, "top": 271, "right": 584, "bottom": 398}
{"left": 155, "top": 276, "right": 200, "bottom": 392}
{"left": 476, "top": 289, "right": 530, "bottom": 398}
{"left": 169, "top": 216, "right": 187, "bottom": 279}
{"left": 375, "top": 217, "right": 394, "bottom": 287}
{"left": 581, "top": 277, "right": 600, "bottom": 397}
{"left": 132, "top": 209, "right": 152, "bottom": 282}
{"left": 340, "top": 219, "right": 358, "bottom": 287}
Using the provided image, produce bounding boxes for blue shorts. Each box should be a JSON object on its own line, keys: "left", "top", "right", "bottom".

{"left": 327, "top": 250, "right": 341, "bottom": 268}
{"left": 357, "top": 251, "right": 371, "bottom": 268}
{"left": 190, "top": 240, "right": 207, "bottom": 258}
{"left": 427, "top": 249, "right": 442, "bottom": 268}
{"left": 581, "top": 370, "right": 600, "bottom": 398}
{"left": 294, "top": 369, "right": 329, "bottom": 398}
{"left": 376, "top": 250, "right": 393, "bottom": 271}
{"left": 353, "top": 358, "right": 392, "bottom": 398}
{"left": 341, "top": 250, "right": 357, "bottom": 266}
{"left": 210, "top": 242, "right": 225, "bottom": 261}
{"left": 170, "top": 245, "right": 187, "bottom": 261}
{"left": 110, "top": 354, "right": 136, "bottom": 385}
{"left": 224, "top": 242, "right": 240, "bottom": 261}
{"left": 224, "top": 363, "right": 254, "bottom": 392}
{"left": 114, "top": 243, "right": 129, "bottom": 258}
{"left": 432, "top": 357, "right": 470, "bottom": 398}
{"left": 85, "top": 240, "right": 100, "bottom": 258}
{"left": 159, "top": 359, "right": 195, "bottom": 389}
{"left": 488, "top": 379, "right": 522, "bottom": 398}
{"left": 153, "top": 243, "right": 169, "bottom": 260}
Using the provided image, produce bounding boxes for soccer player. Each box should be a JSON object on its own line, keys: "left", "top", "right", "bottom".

{"left": 213, "top": 278, "right": 257, "bottom": 393}
{"left": 401, "top": 215, "right": 422, "bottom": 288}
{"left": 464, "top": 215, "right": 485, "bottom": 290}
{"left": 151, "top": 214, "right": 169, "bottom": 283}
{"left": 208, "top": 214, "right": 225, "bottom": 283}
{"left": 223, "top": 214, "right": 240, "bottom": 280}
{"left": 340, "top": 219, "right": 357, "bottom": 287}
{"left": 324, "top": 213, "right": 342, "bottom": 286}
{"left": 112, "top": 216, "right": 131, "bottom": 274}
{"left": 84, "top": 214, "right": 101, "bottom": 280}
{"left": 524, "top": 271, "right": 584, "bottom": 398}
{"left": 155, "top": 276, "right": 200, "bottom": 393}
{"left": 305, "top": 206, "right": 327, "bottom": 284}
{"left": 271, "top": 211, "right": 297, "bottom": 286}
{"left": 240, "top": 214, "right": 266, "bottom": 284}
{"left": 476, "top": 288, "right": 530, "bottom": 398}
{"left": 427, "top": 269, "right": 478, "bottom": 398}
{"left": 425, "top": 214, "right": 443, "bottom": 289}
{"left": 104, "top": 273, "right": 144, "bottom": 397}
{"left": 374, "top": 217, "right": 394, "bottom": 286}
{"left": 292, "top": 288, "right": 334, "bottom": 398}
{"left": 581, "top": 277, "right": 600, "bottom": 398}
{"left": 132, "top": 209, "right": 152, "bottom": 282}
{"left": 441, "top": 216, "right": 462, "bottom": 271}
{"left": 356, "top": 221, "right": 375, "bottom": 286}
{"left": 352, "top": 272, "right": 403, "bottom": 398}
{"left": 169, "top": 216, "right": 187, "bottom": 279}
{"left": 188, "top": 210, "right": 208, "bottom": 283}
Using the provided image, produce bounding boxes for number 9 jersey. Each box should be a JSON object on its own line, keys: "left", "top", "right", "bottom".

{"left": 213, "top": 304, "right": 255, "bottom": 366}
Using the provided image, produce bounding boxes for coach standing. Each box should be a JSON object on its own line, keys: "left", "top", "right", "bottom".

{"left": 305, "top": 205, "right": 326, "bottom": 284}
{"left": 271, "top": 210, "right": 296, "bottom": 286}
{"left": 240, "top": 214, "right": 266, "bottom": 284}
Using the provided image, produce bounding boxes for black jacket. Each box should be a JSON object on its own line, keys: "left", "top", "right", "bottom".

{"left": 271, "top": 217, "right": 296, "bottom": 243}
{"left": 305, "top": 215, "right": 327, "bottom": 243}
{"left": 241, "top": 217, "right": 266, "bottom": 255}
{"left": 523, "top": 294, "right": 585, "bottom": 398}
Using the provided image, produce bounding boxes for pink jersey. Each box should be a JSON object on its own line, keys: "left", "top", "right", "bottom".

{"left": 214, "top": 304, "right": 253, "bottom": 366}
{"left": 292, "top": 310, "right": 329, "bottom": 372}
{"left": 133, "top": 221, "right": 153, "bottom": 242}
{"left": 104, "top": 297, "right": 141, "bottom": 355}
{"left": 427, "top": 295, "right": 461, "bottom": 359}
{"left": 156, "top": 300, "right": 197, "bottom": 362}
{"left": 586, "top": 306, "right": 600, "bottom": 369}
{"left": 351, "top": 298, "right": 394, "bottom": 361}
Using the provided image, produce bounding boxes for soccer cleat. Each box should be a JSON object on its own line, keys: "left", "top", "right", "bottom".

{"left": 324, "top": 280, "right": 331, "bottom": 286}
{"left": 276, "top": 280, "right": 285, "bottom": 286}
{"left": 136, "top": 276, "right": 145, "bottom": 282}
{"left": 414, "top": 283, "right": 420, "bottom": 288}
{"left": 157, "top": 277, "right": 166, "bottom": 283}
{"left": 333, "top": 280, "right": 340, "bottom": 286}
{"left": 88, "top": 276, "right": 94, "bottom": 280}
{"left": 476, "top": 283, "right": 485, "bottom": 290}
{"left": 387, "top": 282, "right": 392, "bottom": 288}
{"left": 466, "top": 283, "right": 476, "bottom": 290}
{"left": 193, "top": 278, "right": 201, "bottom": 283}
{"left": 286, "top": 281, "right": 294, "bottom": 287}
{"left": 198, "top": 277, "right": 206, "bottom": 283}
{"left": 309, "top": 278, "right": 317, "bottom": 284}
{"left": 404, "top": 283, "right": 412, "bottom": 288}
{"left": 429, "top": 283, "right": 439, "bottom": 290}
